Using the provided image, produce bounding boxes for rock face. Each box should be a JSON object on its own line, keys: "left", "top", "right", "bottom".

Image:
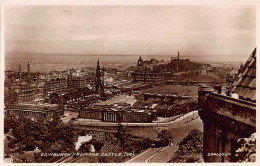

{"left": 236, "top": 133, "right": 256, "bottom": 162}
{"left": 169, "top": 129, "right": 203, "bottom": 163}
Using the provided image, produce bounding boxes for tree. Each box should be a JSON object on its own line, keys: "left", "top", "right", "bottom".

{"left": 169, "top": 129, "right": 203, "bottom": 163}
{"left": 13, "top": 152, "right": 36, "bottom": 163}
{"left": 4, "top": 114, "right": 16, "bottom": 134}
{"left": 236, "top": 133, "right": 256, "bottom": 162}
{"left": 49, "top": 140, "right": 65, "bottom": 153}
{"left": 49, "top": 93, "right": 60, "bottom": 104}
{"left": 157, "top": 130, "right": 172, "bottom": 146}
{"left": 99, "top": 142, "right": 123, "bottom": 163}
{"left": 115, "top": 123, "right": 127, "bottom": 146}
{"left": 22, "top": 135, "right": 36, "bottom": 151}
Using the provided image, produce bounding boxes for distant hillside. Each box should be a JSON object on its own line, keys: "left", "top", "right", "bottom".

{"left": 152, "top": 59, "right": 203, "bottom": 72}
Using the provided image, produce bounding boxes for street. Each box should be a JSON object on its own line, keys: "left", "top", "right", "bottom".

{"left": 61, "top": 111, "right": 78, "bottom": 123}
{"left": 126, "top": 114, "right": 203, "bottom": 163}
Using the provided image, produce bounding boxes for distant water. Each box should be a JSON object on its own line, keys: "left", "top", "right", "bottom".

{"left": 5, "top": 53, "right": 248, "bottom": 72}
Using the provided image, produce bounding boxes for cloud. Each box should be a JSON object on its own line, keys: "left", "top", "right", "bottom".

{"left": 4, "top": 5, "right": 256, "bottom": 56}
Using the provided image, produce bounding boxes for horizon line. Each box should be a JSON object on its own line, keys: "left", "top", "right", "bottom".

{"left": 5, "top": 51, "right": 250, "bottom": 57}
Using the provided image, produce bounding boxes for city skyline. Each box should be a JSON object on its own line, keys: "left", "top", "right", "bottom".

{"left": 2, "top": 3, "right": 257, "bottom": 164}
{"left": 5, "top": 5, "right": 256, "bottom": 62}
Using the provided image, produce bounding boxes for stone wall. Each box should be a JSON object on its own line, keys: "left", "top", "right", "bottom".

{"left": 198, "top": 87, "right": 255, "bottom": 162}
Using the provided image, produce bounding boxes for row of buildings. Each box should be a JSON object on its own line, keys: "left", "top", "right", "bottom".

{"left": 4, "top": 60, "right": 106, "bottom": 120}
{"left": 5, "top": 63, "right": 95, "bottom": 104}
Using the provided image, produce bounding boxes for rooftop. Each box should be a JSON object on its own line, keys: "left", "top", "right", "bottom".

{"left": 230, "top": 48, "right": 256, "bottom": 102}
{"left": 6, "top": 103, "right": 60, "bottom": 112}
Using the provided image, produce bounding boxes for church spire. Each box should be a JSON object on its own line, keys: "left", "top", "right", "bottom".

{"left": 95, "top": 59, "right": 104, "bottom": 98}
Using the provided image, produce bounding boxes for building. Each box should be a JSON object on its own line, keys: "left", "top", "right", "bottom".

{"left": 5, "top": 81, "right": 37, "bottom": 104}
{"left": 4, "top": 87, "right": 18, "bottom": 105}
{"left": 132, "top": 70, "right": 171, "bottom": 84}
{"left": 137, "top": 56, "right": 159, "bottom": 70}
{"left": 198, "top": 48, "right": 256, "bottom": 162}
{"left": 18, "top": 82, "right": 36, "bottom": 103}
{"left": 43, "top": 70, "right": 91, "bottom": 95}
{"left": 121, "top": 110, "right": 155, "bottom": 123}
{"left": 4, "top": 62, "right": 51, "bottom": 104}
{"left": 4, "top": 62, "right": 95, "bottom": 105}
{"left": 5, "top": 103, "right": 64, "bottom": 119}
{"left": 132, "top": 57, "right": 171, "bottom": 84}
{"left": 43, "top": 77, "right": 67, "bottom": 96}
{"left": 72, "top": 75, "right": 90, "bottom": 90}
{"left": 79, "top": 104, "right": 156, "bottom": 123}
{"left": 229, "top": 48, "right": 256, "bottom": 102}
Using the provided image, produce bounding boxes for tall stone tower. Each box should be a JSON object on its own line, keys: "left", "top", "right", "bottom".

{"left": 95, "top": 59, "right": 104, "bottom": 98}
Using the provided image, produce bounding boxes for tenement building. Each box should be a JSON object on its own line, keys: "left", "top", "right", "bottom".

{"left": 198, "top": 48, "right": 256, "bottom": 162}
{"left": 4, "top": 63, "right": 39, "bottom": 104}
{"left": 72, "top": 75, "right": 90, "bottom": 89}
{"left": 43, "top": 77, "right": 67, "bottom": 96}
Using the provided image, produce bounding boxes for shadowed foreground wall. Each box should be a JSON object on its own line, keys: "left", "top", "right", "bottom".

{"left": 198, "top": 87, "right": 255, "bottom": 162}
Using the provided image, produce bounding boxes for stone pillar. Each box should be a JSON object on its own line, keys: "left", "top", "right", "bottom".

{"left": 198, "top": 85, "right": 215, "bottom": 162}
{"left": 198, "top": 86, "right": 214, "bottom": 110}
{"left": 104, "top": 113, "right": 107, "bottom": 121}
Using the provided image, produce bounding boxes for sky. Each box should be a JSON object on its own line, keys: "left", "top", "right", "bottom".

{"left": 4, "top": 5, "right": 256, "bottom": 57}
